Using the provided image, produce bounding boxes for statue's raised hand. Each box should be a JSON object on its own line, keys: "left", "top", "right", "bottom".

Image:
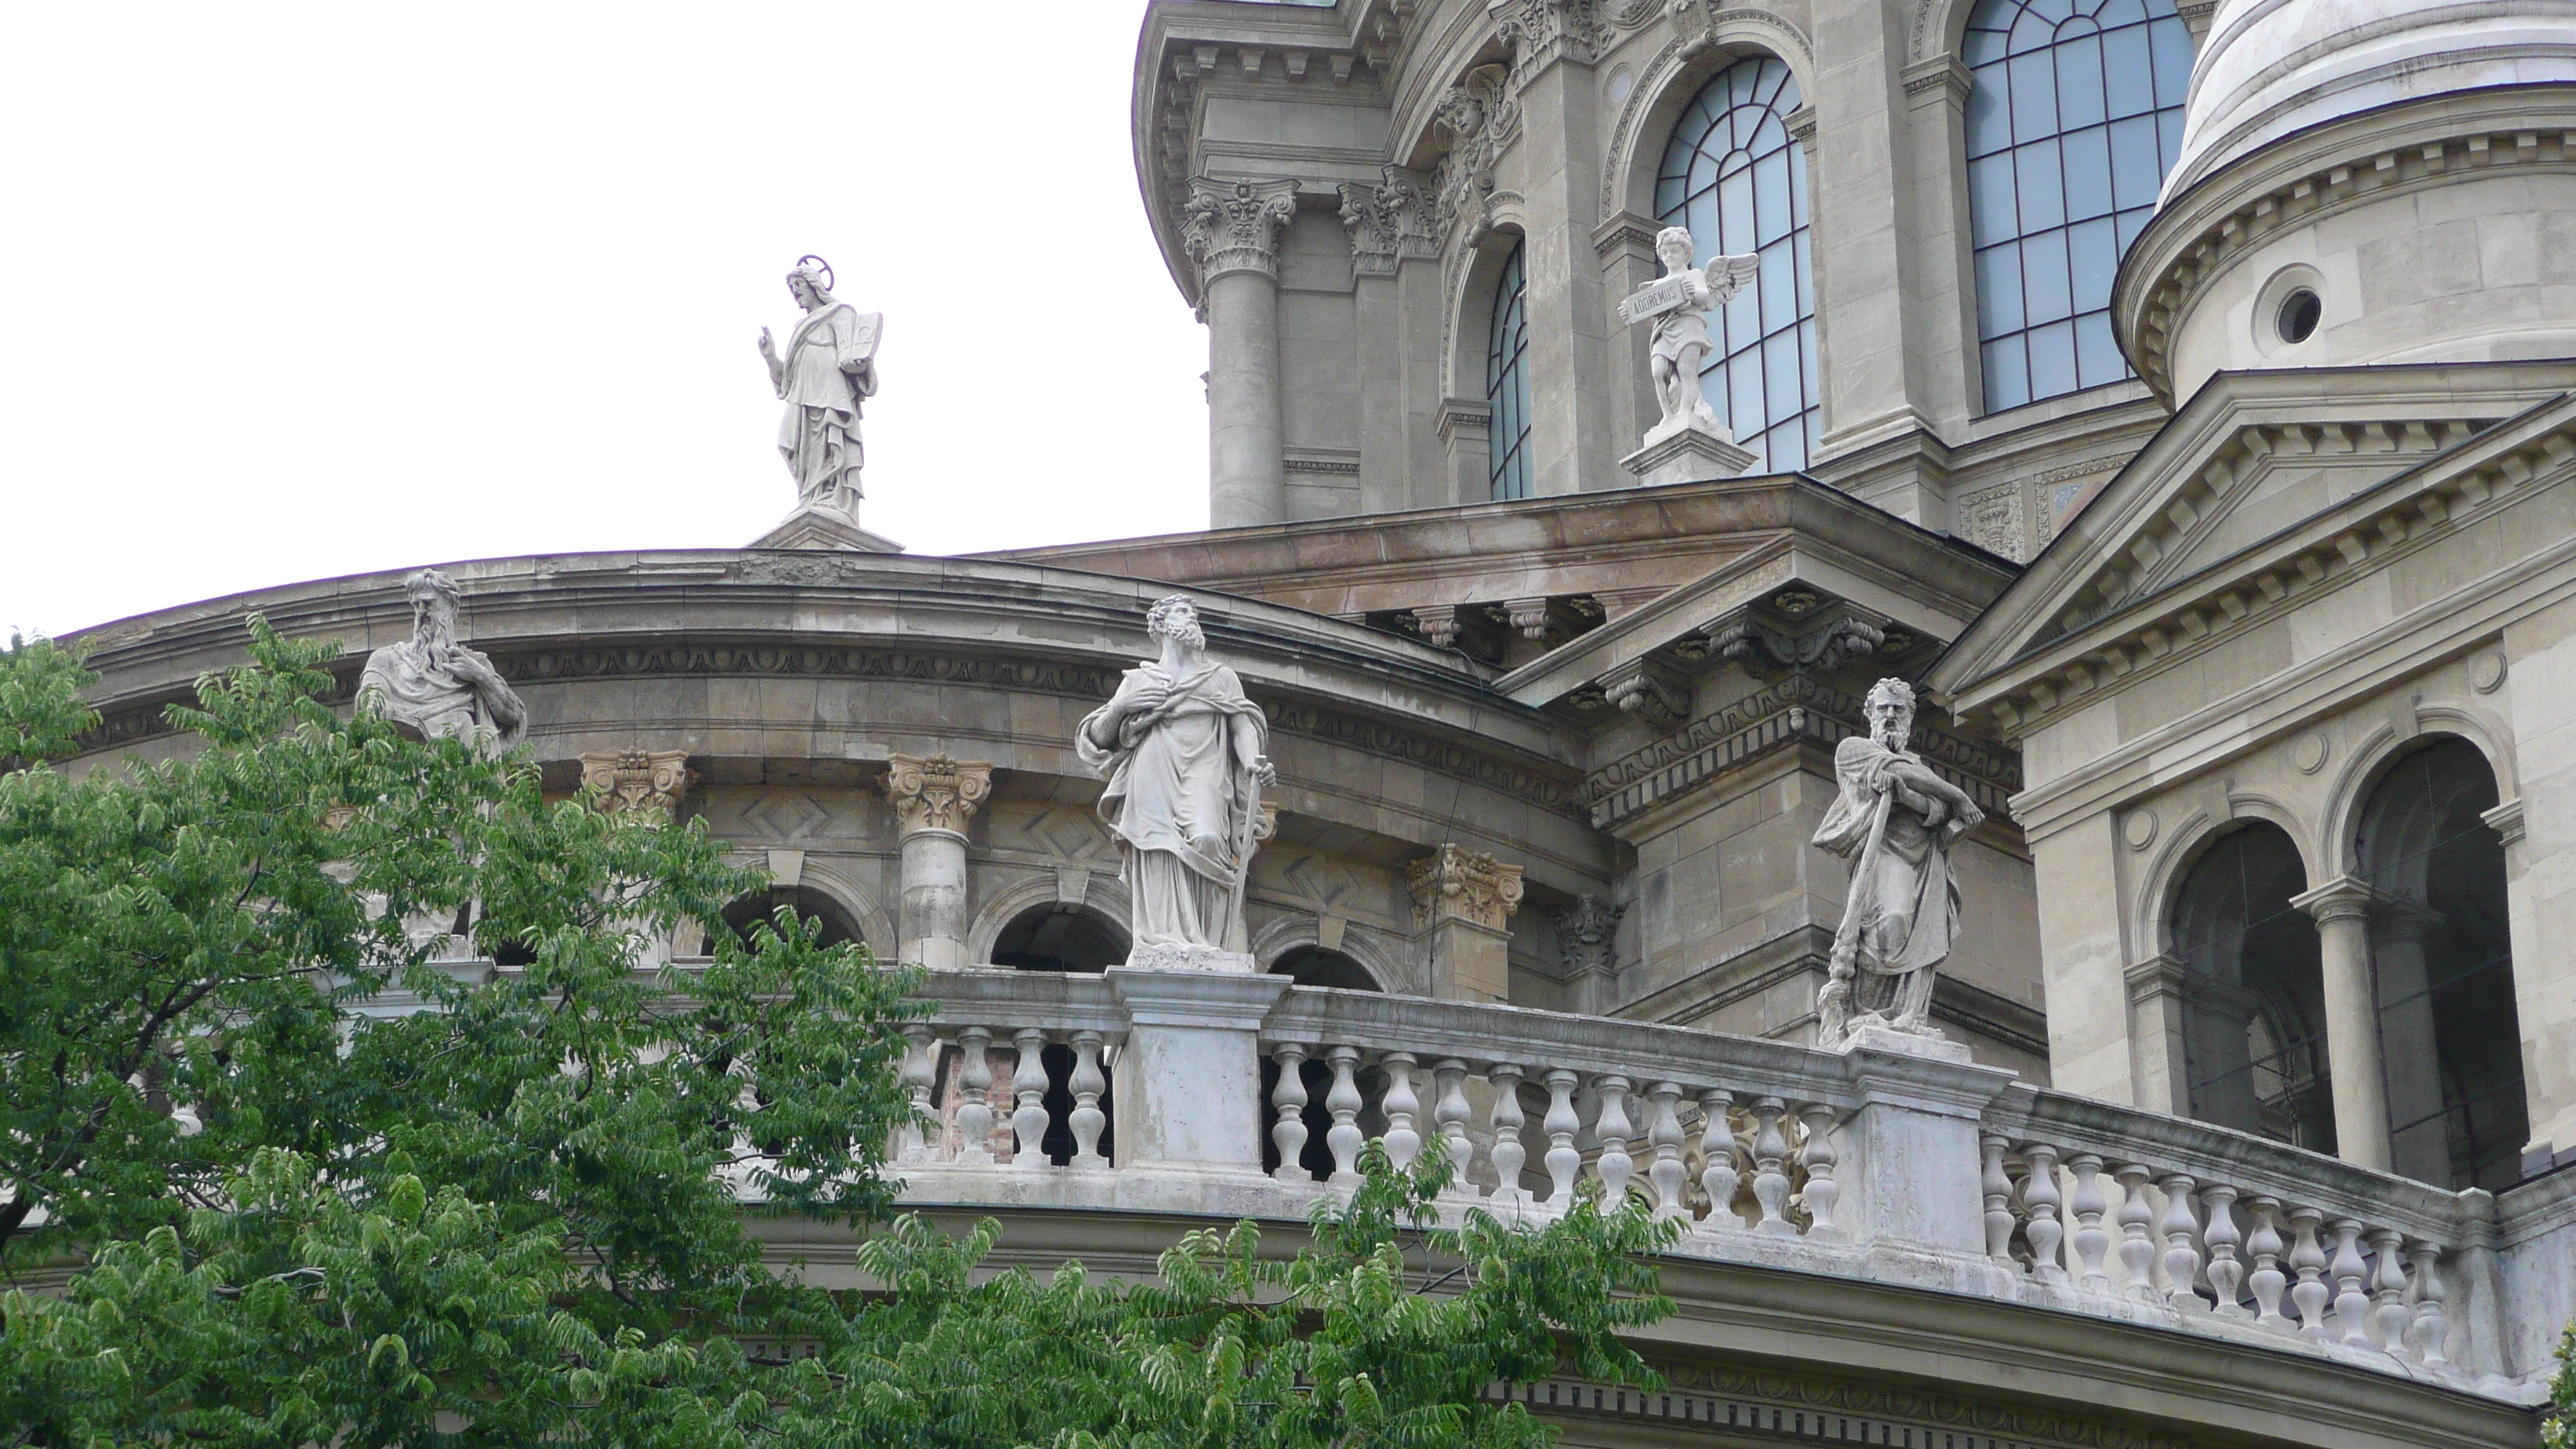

{"left": 756, "top": 327, "right": 777, "bottom": 359}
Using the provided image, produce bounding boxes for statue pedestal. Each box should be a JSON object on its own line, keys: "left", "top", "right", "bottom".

{"left": 1621, "top": 419, "right": 1758, "bottom": 488}
{"left": 751, "top": 505, "right": 906, "bottom": 553}
{"left": 1107, "top": 968, "right": 1291, "bottom": 1175}
{"left": 1841, "top": 1021, "right": 1975, "bottom": 1064}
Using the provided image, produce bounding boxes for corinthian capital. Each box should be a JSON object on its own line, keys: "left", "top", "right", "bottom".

{"left": 579, "top": 748, "right": 696, "bottom": 825}
{"left": 1181, "top": 176, "right": 1301, "bottom": 283}
{"left": 883, "top": 752, "right": 993, "bottom": 838}
{"left": 1337, "top": 168, "right": 1438, "bottom": 276}
{"left": 1406, "top": 844, "right": 1525, "bottom": 932}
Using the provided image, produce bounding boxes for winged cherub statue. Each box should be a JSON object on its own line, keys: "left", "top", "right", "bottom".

{"left": 1619, "top": 225, "right": 1762, "bottom": 444}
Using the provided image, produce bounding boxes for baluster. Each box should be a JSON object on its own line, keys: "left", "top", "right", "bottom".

{"left": 1487, "top": 1064, "right": 1530, "bottom": 1205}
{"left": 1434, "top": 1059, "right": 1476, "bottom": 1196}
{"left": 2156, "top": 1173, "right": 2204, "bottom": 1310}
{"left": 1592, "top": 1075, "right": 1636, "bottom": 1208}
{"left": 1697, "top": 1090, "right": 1740, "bottom": 1232}
{"left": 2202, "top": 1184, "right": 2245, "bottom": 1317}
{"left": 1542, "top": 1068, "right": 1583, "bottom": 1208}
{"left": 1797, "top": 1102, "right": 1840, "bottom": 1238}
{"left": 2287, "top": 1206, "right": 2331, "bottom": 1338}
{"left": 1980, "top": 1134, "right": 2016, "bottom": 1265}
{"left": 2330, "top": 1218, "right": 2372, "bottom": 1346}
{"left": 2406, "top": 1241, "right": 2450, "bottom": 1367}
{"left": 2021, "top": 1142, "right": 2064, "bottom": 1282}
{"left": 955, "top": 1026, "right": 995, "bottom": 1166}
{"left": 2067, "top": 1153, "right": 2112, "bottom": 1291}
{"left": 1010, "top": 1029, "right": 1051, "bottom": 1171}
{"left": 2114, "top": 1164, "right": 2158, "bottom": 1303}
{"left": 1750, "top": 1097, "right": 1794, "bottom": 1236}
{"left": 897, "top": 1024, "right": 937, "bottom": 1164}
{"left": 1270, "top": 1043, "right": 1310, "bottom": 1182}
{"left": 1645, "top": 1083, "right": 1688, "bottom": 1220}
{"left": 2369, "top": 1226, "right": 2410, "bottom": 1352}
{"left": 1381, "top": 1052, "right": 1422, "bottom": 1173}
{"left": 1067, "top": 1030, "right": 1108, "bottom": 1168}
{"left": 1324, "top": 1045, "right": 1365, "bottom": 1184}
{"left": 2244, "top": 1196, "right": 2288, "bottom": 1327}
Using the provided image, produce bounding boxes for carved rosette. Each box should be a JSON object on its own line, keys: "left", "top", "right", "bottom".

{"left": 1181, "top": 176, "right": 1302, "bottom": 284}
{"left": 579, "top": 748, "right": 697, "bottom": 825}
{"left": 1554, "top": 894, "right": 1625, "bottom": 978}
{"left": 1338, "top": 167, "right": 1439, "bottom": 276}
{"left": 1406, "top": 844, "right": 1526, "bottom": 933}
{"left": 883, "top": 752, "right": 994, "bottom": 838}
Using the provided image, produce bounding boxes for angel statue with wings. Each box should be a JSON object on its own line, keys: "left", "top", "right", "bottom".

{"left": 1618, "top": 225, "right": 1762, "bottom": 444}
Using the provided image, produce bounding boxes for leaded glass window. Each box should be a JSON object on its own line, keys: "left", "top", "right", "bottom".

{"left": 1965, "top": 0, "right": 2192, "bottom": 412}
{"left": 1653, "top": 57, "right": 1816, "bottom": 473}
{"left": 1486, "top": 242, "right": 1533, "bottom": 502}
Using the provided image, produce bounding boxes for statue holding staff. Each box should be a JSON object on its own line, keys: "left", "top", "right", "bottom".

{"left": 757, "top": 255, "right": 881, "bottom": 519}
{"left": 1076, "top": 595, "right": 1276, "bottom": 960}
{"left": 1810, "top": 678, "right": 1985, "bottom": 1047}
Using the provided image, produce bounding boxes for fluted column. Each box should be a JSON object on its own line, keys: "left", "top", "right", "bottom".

{"left": 1182, "top": 176, "right": 1300, "bottom": 529}
{"left": 1406, "top": 844, "right": 1524, "bottom": 1002}
{"left": 2291, "top": 878, "right": 2392, "bottom": 1171}
{"left": 882, "top": 753, "right": 992, "bottom": 969}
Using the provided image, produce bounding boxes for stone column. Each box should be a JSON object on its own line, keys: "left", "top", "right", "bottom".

{"left": 2292, "top": 878, "right": 2393, "bottom": 1172}
{"left": 2123, "top": 954, "right": 2192, "bottom": 1117}
{"left": 882, "top": 753, "right": 992, "bottom": 970}
{"left": 1406, "top": 844, "right": 1524, "bottom": 1002}
{"left": 2370, "top": 903, "right": 2450, "bottom": 1184}
{"left": 1182, "top": 176, "right": 1300, "bottom": 530}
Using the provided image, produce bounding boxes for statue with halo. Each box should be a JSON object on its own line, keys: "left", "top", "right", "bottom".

{"left": 1810, "top": 678, "right": 1985, "bottom": 1050}
{"left": 1076, "top": 594, "right": 1276, "bottom": 969}
{"left": 756, "top": 255, "right": 881, "bottom": 522}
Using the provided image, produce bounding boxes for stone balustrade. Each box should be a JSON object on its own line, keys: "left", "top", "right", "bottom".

{"left": 878, "top": 968, "right": 2571, "bottom": 1402}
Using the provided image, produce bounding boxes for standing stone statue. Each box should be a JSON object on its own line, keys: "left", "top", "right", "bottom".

{"left": 1076, "top": 594, "right": 1276, "bottom": 968}
{"left": 1811, "top": 679, "right": 1984, "bottom": 1049}
{"left": 358, "top": 569, "right": 527, "bottom": 753}
{"left": 1619, "top": 225, "right": 1761, "bottom": 447}
{"left": 756, "top": 255, "right": 881, "bottom": 520}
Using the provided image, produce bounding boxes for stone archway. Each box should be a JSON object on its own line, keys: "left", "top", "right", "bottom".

{"left": 2167, "top": 823, "right": 2333, "bottom": 1152}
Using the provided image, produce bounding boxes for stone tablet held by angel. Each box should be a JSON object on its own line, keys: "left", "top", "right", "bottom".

{"left": 1618, "top": 225, "right": 1761, "bottom": 445}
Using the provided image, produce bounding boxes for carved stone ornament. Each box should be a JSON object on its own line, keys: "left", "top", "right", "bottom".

{"left": 1708, "top": 611, "right": 1889, "bottom": 677}
{"left": 1338, "top": 167, "right": 1439, "bottom": 276}
{"left": 579, "top": 748, "right": 696, "bottom": 824}
{"left": 1493, "top": 0, "right": 1601, "bottom": 84}
{"left": 1555, "top": 894, "right": 1625, "bottom": 977}
{"left": 1181, "top": 176, "right": 1301, "bottom": 284}
{"left": 1427, "top": 67, "right": 1517, "bottom": 238}
{"left": 882, "top": 752, "right": 994, "bottom": 838}
{"left": 1602, "top": 658, "right": 1692, "bottom": 732}
{"left": 1406, "top": 844, "right": 1526, "bottom": 932}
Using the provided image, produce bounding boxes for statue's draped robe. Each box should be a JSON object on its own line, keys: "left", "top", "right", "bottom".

{"left": 1077, "top": 661, "right": 1268, "bottom": 951}
{"left": 1811, "top": 735, "right": 1971, "bottom": 1012}
{"left": 359, "top": 640, "right": 527, "bottom": 752}
{"left": 776, "top": 301, "right": 875, "bottom": 509}
{"left": 1648, "top": 276, "right": 1712, "bottom": 367}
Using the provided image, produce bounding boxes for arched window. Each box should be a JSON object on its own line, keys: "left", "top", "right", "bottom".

{"left": 2168, "top": 824, "right": 2334, "bottom": 1153}
{"left": 1654, "top": 56, "right": 1817, "bottom": 472}
{"left": 1269, "top": 946, "right": 1381, "bottom": 992}
{"left": 989, "top": 902, "right": 1129, "bottom": 973}
{"left": 1965, "top": 0, "right": 2192, "bottom": 411}
{"left": 1485, "top": 242, "right": 1533, "bottom": 501}
{"left": 721, "top": 886, "right": 865, "bottom": 951}
{"left": 2355, "top": 738, "right": 2524, "bottom": 1191}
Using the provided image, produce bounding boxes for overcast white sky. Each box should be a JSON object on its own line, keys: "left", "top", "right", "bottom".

{"left": 0, "top": 3, "right": 1211, "bottom": 639}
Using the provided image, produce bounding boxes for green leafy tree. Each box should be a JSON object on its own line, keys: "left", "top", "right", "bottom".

{"left": 0, "top": 625, "right": 1670, "bottom": 1447}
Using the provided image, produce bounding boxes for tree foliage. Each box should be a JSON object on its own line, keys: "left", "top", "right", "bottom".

{"left": 0, "top": 625, "right": 1670, "bottom": 1447}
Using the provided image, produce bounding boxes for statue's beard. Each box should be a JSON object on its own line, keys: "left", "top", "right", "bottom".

{"left": 1874, "top": 718, "right": 1912, "bottom": 748}
{"left": 413, "top": 605, "right": 457, "bottom": 652}
{"left": 1157, "top": 624, "right": 1205, "bottom": 653}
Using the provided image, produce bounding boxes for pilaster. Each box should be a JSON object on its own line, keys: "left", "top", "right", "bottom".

{"left": 1407, "top": 844, "right": 1525, "bottom": 1002}
{"left": 1555, "top": 894, "right": 1625, "bottom": 1016}
{"left": 1502, "top": 29, "right": 1620, "bottom": 496}
{"left": 884, "top": 752, "right": 993, "bottom": 970}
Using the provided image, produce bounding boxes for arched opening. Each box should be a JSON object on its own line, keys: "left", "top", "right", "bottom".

{"left": 2355, "top": 738, "right": 2524, "bottom": 1190}
{"left": 1269, "top": 946, "right": 1382, "bottom": 992}
{"left": 989, "top": 902, "right": 1129, "bottom": 973}
{"left": 1653, "top": 54, "right": 1817, "bottom": 471}
{"left": 2169, "top": 824, "right": 2334, "bottom": 1153}
{"left": 721, "top": 886, "right": 864, "bottom": 951}
{"left": 1962, "top": 0, "right": 2192, "bottom": 410}
{"left": 1486, "top": 240, "right": 1533, "bottom": 501}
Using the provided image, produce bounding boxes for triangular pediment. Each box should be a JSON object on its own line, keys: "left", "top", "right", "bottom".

{"left": 1931, "top": 361, "right": 2576, "bottom": 708}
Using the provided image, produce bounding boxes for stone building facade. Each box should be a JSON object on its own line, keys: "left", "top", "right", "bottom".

{"left": 49, "top": 0, "right": 2576, "bottom": 1443}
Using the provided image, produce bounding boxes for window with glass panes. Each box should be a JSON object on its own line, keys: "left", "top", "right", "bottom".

{"left": 1965, "top": 0, "right": 2192, "bottom": 412}
{"left": 1653, "top": 57, "right": 1817, "bottom": 473}
{"left": 1486, "top": 242, "right": 1533, "bottom": 501}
